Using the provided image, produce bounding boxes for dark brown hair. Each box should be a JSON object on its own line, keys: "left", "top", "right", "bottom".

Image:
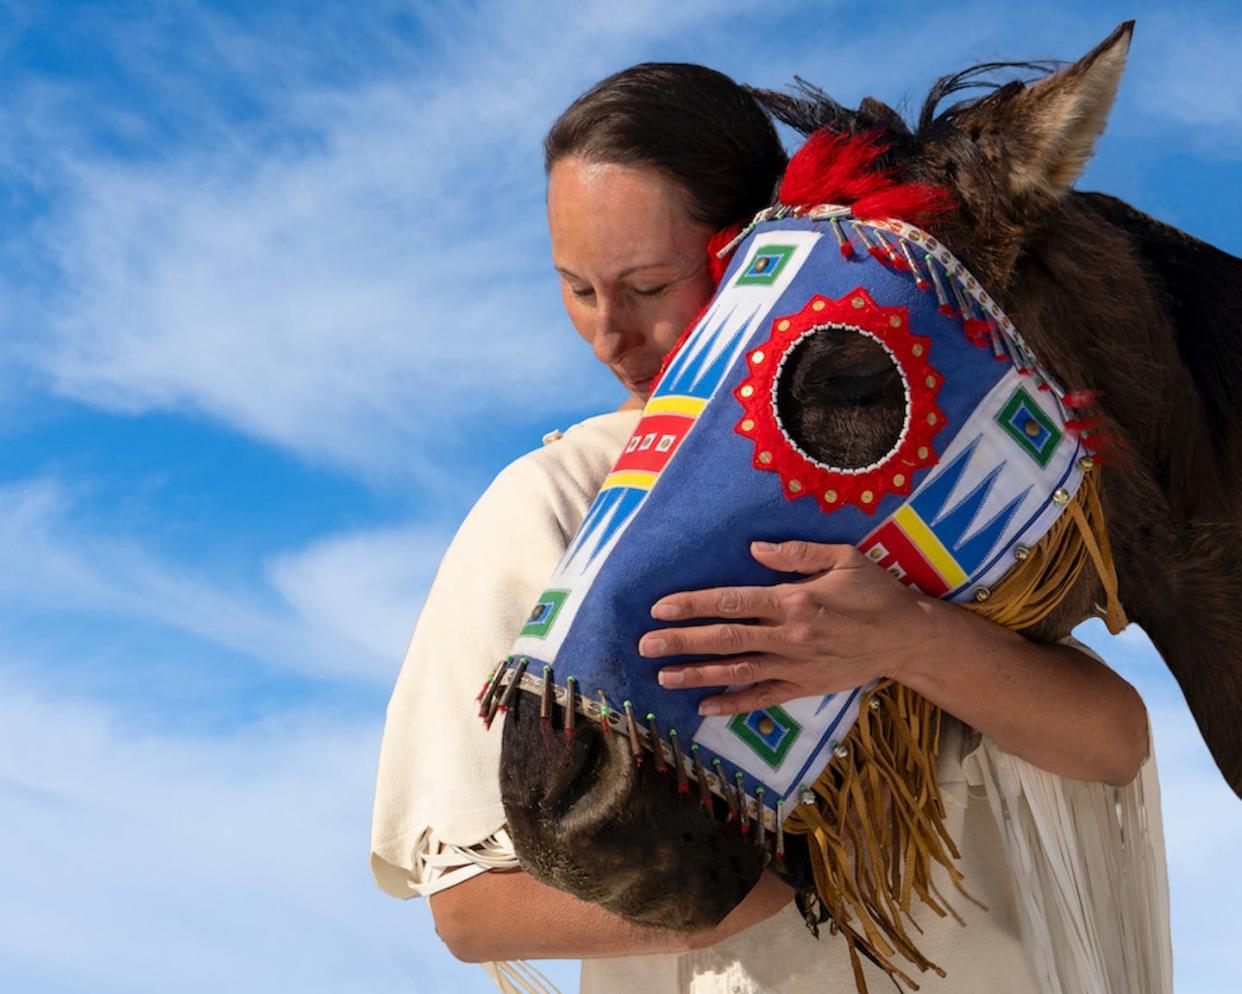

{"left": 545, "top": 63, "right": 787, "bottom": 230}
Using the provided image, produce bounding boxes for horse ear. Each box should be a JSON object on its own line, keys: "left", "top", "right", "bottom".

{"left": 970, "top": 22, "right": 1134, "bottom": 199}
{"left": 858, "top": 97, "right": 910, "bottom": 137}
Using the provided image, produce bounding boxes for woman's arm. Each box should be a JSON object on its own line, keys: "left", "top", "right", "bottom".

{"left": 430, "top": 867, "right": 794, "bottom": 963}
{"left": 641, "top": 540, "right": 1148, "bottom": 786}
{"left": 895, "top": 595, "right": 1147, "bottom": 785}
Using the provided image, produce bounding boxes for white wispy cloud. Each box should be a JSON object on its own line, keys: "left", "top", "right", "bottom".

{"left": 268, "top": 523, "right": 446, "bottom": 664}
{"left": 0, "top": 477, "right": 448, "bottom": 685}
{"left": 0, "top": 664, "right": 476, "bottom": 993}
{"left": 1127, "top": 10, "right": 1242, "bottom": 141}
{"left": 6, "top": 1, "right": 1231, "bottom": 487}
{"left": 4, "top": 0, "right": 751, "bottom": 482}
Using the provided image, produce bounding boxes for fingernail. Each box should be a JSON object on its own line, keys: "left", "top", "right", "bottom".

{"left": 641, "top": 637, "right": 666, "bottom": 656}
{"left": 658, "top": 669, "right": 683, "bottom": 687}
{"left": 753, "top": 541, "right": 779, "bottom": 552}
{"left": 698, "top": 700, "right": 722, "bottom": 716}
{"left": 651, "top": 603, "right": 682, "bottom": 620}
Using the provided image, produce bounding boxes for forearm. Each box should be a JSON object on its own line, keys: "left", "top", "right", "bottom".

{"left": 900, "top": 599, "right": 1148, "bottom": 785}
{"left": 430, "top": 866, "right": 793, "bottom": 962}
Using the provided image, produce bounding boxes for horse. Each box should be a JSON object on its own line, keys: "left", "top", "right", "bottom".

{"left": 489, "top": 20, "right": 1242, "bottom": 981}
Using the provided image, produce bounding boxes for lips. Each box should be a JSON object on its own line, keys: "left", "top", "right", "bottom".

{"left": 620, "top": 370, "right": 660, "bottom": 396}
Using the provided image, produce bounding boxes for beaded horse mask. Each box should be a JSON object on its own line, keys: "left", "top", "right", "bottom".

{"left": 482, "top": 133, "right": 1125, "bottom": 983}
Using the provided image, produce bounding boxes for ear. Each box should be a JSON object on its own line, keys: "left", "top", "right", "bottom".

{"left": 969, "top": 21, "right": 1134, "bottom": 199}
{"left": 857, "top": 96, "right": 910, "bottom": 137}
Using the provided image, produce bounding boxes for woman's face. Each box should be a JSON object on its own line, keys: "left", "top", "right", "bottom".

{"left": 548, "top": 157, "right": 717, "bottom": 403}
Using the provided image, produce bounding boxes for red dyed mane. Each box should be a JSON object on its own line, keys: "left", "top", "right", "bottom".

{"left": 779, "top": 129, "right": 954, "bottom": 225}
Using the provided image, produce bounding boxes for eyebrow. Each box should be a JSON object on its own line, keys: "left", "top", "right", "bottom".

{"left": 555, "top": 261, "right": 678, "bottom": 282}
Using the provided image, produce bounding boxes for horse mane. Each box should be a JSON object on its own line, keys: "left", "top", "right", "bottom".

{"left": 749, "top": 61, "right": 1061, "bottom": 144}
{"left": 915, "top": 60, "right": 1063, "bottom": 131}
{"left": 754, "top": 70, "right": 1242, "bottom": 467}
{"left": 1077, "top": 193, "right": 1242, "bottom": 468}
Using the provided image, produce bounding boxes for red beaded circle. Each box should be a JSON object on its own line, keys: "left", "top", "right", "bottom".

{"left": 733, "top": 288, "right": 946, "bottom": 515}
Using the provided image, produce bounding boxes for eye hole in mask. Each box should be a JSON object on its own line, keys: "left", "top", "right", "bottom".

{"left": 774, "top": 324, "right": 909, "bottom": 472}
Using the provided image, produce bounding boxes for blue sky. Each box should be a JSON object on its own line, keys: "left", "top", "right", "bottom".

{"left": 0, "top": 1, "right": 1238, "bottom": 992}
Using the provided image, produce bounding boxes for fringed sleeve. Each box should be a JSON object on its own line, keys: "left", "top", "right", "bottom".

{"left": 400, "top": 825, "right": 520, "bottom": 898}
{"left": 961, "top": 640, "right": 1172, "bottom": 994}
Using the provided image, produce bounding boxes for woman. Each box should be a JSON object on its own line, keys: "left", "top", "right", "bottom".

{"left": 370, "top": 64, "right": 1154, "bottom": 993}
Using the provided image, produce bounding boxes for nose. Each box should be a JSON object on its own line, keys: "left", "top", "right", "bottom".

{"left": 591, "top": 300, "right": 639, "bottom": 366}
{"left": 500, "top": 690, "right": 766, "bottom": 932}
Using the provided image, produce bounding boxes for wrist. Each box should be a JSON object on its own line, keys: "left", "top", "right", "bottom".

{"left": 889, "top": 593, "right": 952, "bottom": 685}
{"left": 895, "top": 594, "right": 1016, "bottom": 692}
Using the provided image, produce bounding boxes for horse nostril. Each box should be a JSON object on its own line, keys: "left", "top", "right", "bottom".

{"left": 502, "top": 696, "right": 768, "bottom": 932}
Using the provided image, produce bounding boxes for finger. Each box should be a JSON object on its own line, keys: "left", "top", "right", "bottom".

{"left": 695, "top": 680, "right": 803, "bottom": 717}
{"left": 638, "top": 622, "right": 776, "bottom": 659}
{"left": 751, "top": 540, "right": 864, "bottom": 576}
{"left": 651, "top": 584, "right": 782, "bottom": 622}
{"left": 657, "top": 654, "right": 788, "bottom": 690}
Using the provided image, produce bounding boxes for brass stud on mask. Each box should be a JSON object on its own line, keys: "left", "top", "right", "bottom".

{"left": 623, "top": 700, "right": 643, "bottom": 766}
{"left": 597, "top": 690, "right": 612, "bottom": 737}
{"left": 647, "top": 712, "right": 666, "bottom": 773}
{"left": 973, "top": 586, "right": 991, "bottom": 603}
{"left": 1053, "top": 487, "right": 1071, "bottom": 507}
{"left": 540, "top": 665, "right": 554, "bottom": 724}
{"left": 717, "top": 759, "right": 740, "bottom": 822}
{"left": 496, "top": 656, "right": 528, "bottom": 717}
{"left": 1078, "top": 455, "right": 1095, "bottom": 472}
{"left": 475, "top": 663, "right": 498, "bottom": 703}
{"left": 735, "top": 772, "right": 750, "bottom": 835}
{"left": 668, "top": 729, "right": 689, "bottom": 793}
{"left": 476, "top": 656, "right": 511, "bottom": 725}
{"left": 564, "top": 676, "right": 577, "bottom": 737}
{"left": 1014, "top": 544, "right": 1030, "bottom": 562}
{"left": 479, "top": 656, "right": 510, "bottom": 721}
{"left": 691, "top": 744, "right": 712, "bottom": 809}
{"left": 775, "top": 798, "right": 786, "bottom": 864}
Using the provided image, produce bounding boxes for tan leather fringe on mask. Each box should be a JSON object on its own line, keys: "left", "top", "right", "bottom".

{"left": 780, "top": 465, "right": 1127, "bottom": 992}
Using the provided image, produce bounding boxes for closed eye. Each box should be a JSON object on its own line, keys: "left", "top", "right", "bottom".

{"left": 568, "top": 285, "right": 596, "bottom": 300}
{"left": 632, "top": 283, "right": 671, "bottom": 298}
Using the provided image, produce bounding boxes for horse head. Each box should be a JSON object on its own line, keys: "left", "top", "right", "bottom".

{"left": 490, "top": 19, "right": 1242, "bottom": 974}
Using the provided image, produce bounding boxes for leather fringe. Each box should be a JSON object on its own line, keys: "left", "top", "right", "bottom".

{"left": 969, "top": 467, "right": 1128, "bottom": 635}
{"left": 779, "top": 465, "right": 1125, "bottom": 991}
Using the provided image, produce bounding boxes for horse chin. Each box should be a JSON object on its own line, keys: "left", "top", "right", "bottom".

{"left": 499, "top": 696, "right": 767, "bottom": 933}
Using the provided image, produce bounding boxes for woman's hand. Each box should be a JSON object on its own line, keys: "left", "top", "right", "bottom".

{"left": 640, "top": 539, "right": 940, "bottom": 716}
{"left": 641, "top": 537, "right": 1149, "bottom": 785}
